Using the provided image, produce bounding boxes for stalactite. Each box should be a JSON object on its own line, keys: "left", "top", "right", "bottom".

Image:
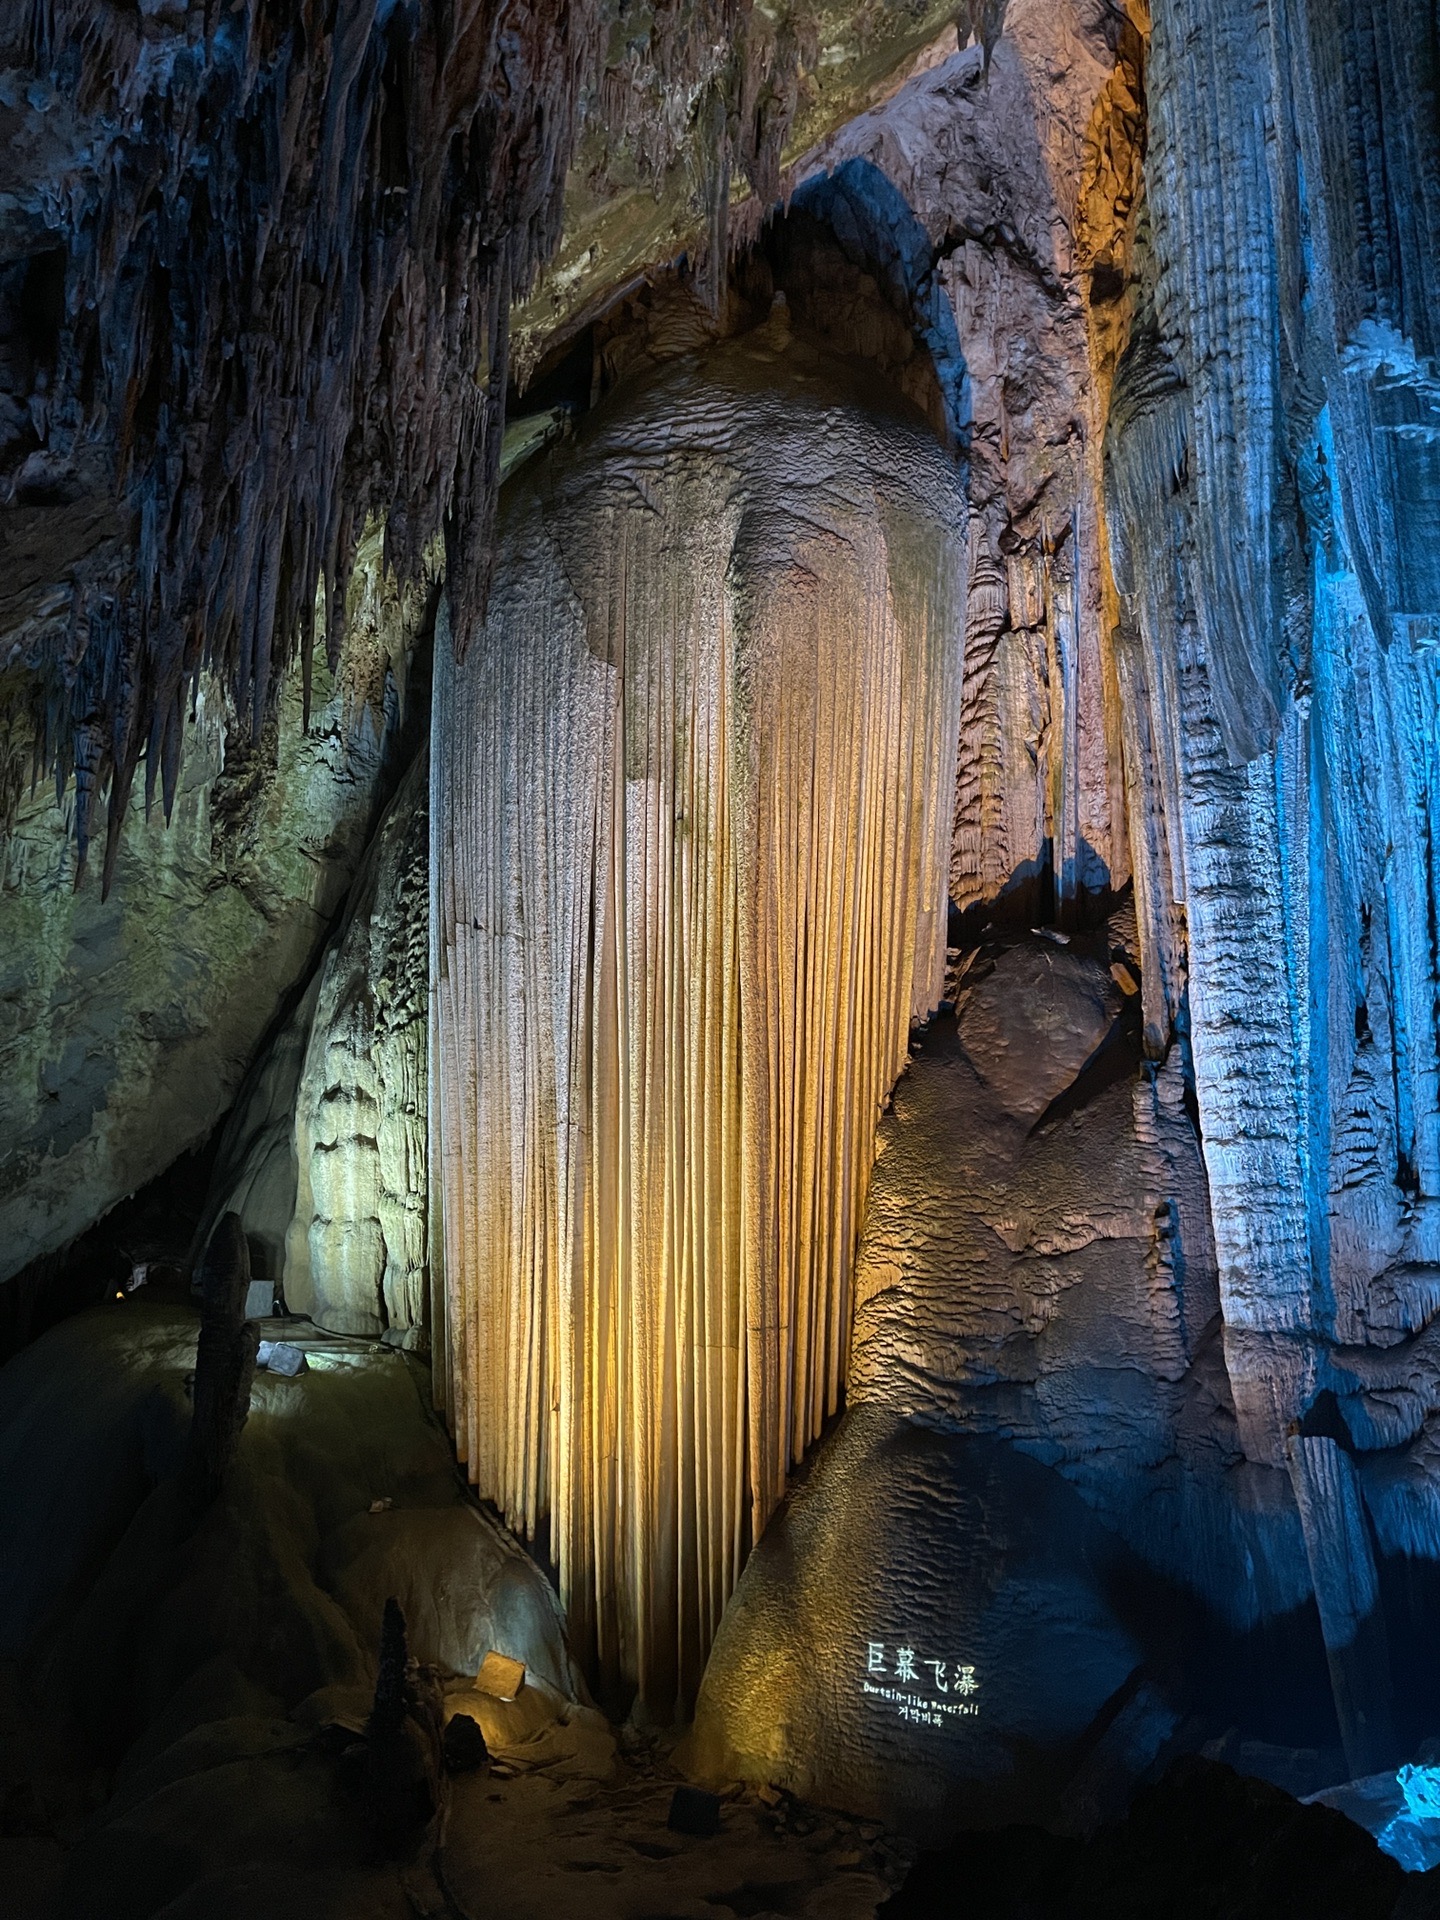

{"left": 1287, "top": 1435, "right": 1396, "bottom": 1776}
{"left": 430, "top": 334, "right": 964, "bottom": 1716}
{"left": 1115, "top": 0, "right": 1440, "bottom": 1444}
{"left": 14, "top": 0, "right": 601, "bottom": 886}
{"left": 1144, "top": 0, "right": 1297, "bottom": 769}
{"left": 1104, "top": 305, "right": 1189, "bottom": 1056}
{"left": 1276, "top": 0, "right": 1440, "bottom": 651}
{"left": 949, "top": 535, "right": 1014, "bottom": 913}
{"left": 948, "top": 538, "right": 1100, "bottom": 931}
{"left": 11, "top": 3, "right": 826, "bottom": 887}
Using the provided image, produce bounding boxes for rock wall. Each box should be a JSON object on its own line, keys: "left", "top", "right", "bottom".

{"left": 3, "top": 0, "right": 1436, "bottom": 1792}
{"left": 0, "top": 615, "right": 414, "bottom": 1287}
{"left": 783, "top": 1, "right": 1137, "bottom": 930}
{"left": 690, "top": 0, "right": 1440, "bottom": 1806}
{"left": 1110, "top": 6, "right": 1440, "bottom": 1477}
{"left": 1101, "top": 0, "right": 1440, "bottom": 1768}
{"left": 431, "top": 328, "right": 965, "bottom": 1716}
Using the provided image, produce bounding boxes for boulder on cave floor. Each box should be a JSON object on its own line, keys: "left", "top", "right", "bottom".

{"left": 0, "top": 1297, "right": 581, "bottom": 1913}
{"left": 684, "top": 1404, "right": 1152, "bottom": 1832}
{"left": 0, "top": 1300, "right": 578, "bottom": 1717}
{"left": 686, "top": 927, "right": 1255, "bottom": 1834}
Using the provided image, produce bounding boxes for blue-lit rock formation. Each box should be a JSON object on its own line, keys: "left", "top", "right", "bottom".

{"left": 1107, "top": 0, "right": 1440, "bottom": 1774}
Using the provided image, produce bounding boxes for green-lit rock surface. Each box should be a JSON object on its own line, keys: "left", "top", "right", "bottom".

{"left": 0, "top": 614, "right": 417, "bottom": 1286}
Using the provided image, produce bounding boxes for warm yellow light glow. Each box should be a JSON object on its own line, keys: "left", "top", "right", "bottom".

{"left": 430, "top": 343, "right": 965, "bottom": 1714}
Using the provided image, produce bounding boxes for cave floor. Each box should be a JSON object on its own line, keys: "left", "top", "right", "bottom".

{"left": 0, "top": 1666, "right": 910, "bottom": 1920}
{"left": 0, "top": 1300, "right": 911, "bottom": 1920}
{"left": 436, "top": 1746, "right": 911, "bottom": 1920}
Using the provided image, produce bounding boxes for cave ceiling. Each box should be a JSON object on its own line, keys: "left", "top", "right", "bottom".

{"left": 0, "top": 0, "right": 970, "bottom": 887}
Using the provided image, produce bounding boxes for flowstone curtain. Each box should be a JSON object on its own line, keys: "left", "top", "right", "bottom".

{"left": 431, "top": 337, "right": 965, "bottom": 1714}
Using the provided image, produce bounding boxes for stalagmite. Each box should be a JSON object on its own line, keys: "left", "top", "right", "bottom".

{"left": 182, "top": 1212, "right": 260, "bottom": 1513}
{"left": 430, "top": 330, "right": 965, "bottom": 1714}
{"left": 286, "top": 752, "right": 431, "bottom": 1341}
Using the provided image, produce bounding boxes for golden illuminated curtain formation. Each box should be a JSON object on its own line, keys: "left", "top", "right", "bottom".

{"left": 430, "top": 341, "right": 965, "bottom": 1715}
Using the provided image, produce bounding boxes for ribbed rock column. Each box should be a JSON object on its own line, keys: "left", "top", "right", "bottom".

{"left": 430, "top": 332, "right": 965, "bottom": 1715}
{"left": 1107, "top": 0, "right": 1440, "bottom": 1774}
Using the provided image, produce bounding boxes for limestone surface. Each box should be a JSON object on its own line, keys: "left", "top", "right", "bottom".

{"left": 431, "top": 327, "right": 966, "bottom": 1717}
{"left": 688, "top": 932, "right": 1308, "bottom": 1824}
{"left": 201, "top": 749, "right": 430, "bottom": 1342}
{"left": 0, "top": 642, "right": 406, "bottom": 1287}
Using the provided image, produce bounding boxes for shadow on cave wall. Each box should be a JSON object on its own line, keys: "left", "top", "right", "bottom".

{"left": 738, "top": 157, "right": 970, "bottom": 452}
{"left": 948, "top": 840, "right": 1131, "bottom": 950}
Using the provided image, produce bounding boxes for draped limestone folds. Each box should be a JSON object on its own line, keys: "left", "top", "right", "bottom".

{"left": 430, "top": 330, "right": 965, "bottom": 1715}
{"left": 1105, "top": 0, "right": 1440, "bottom": 1773}
{"left": 1117, "top": 0, "right": 1440, "bottom": 1462}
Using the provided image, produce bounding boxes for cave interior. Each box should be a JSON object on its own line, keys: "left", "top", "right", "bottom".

{"left": 2, "top": 3, "right": 1440, "bottom": 1916}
